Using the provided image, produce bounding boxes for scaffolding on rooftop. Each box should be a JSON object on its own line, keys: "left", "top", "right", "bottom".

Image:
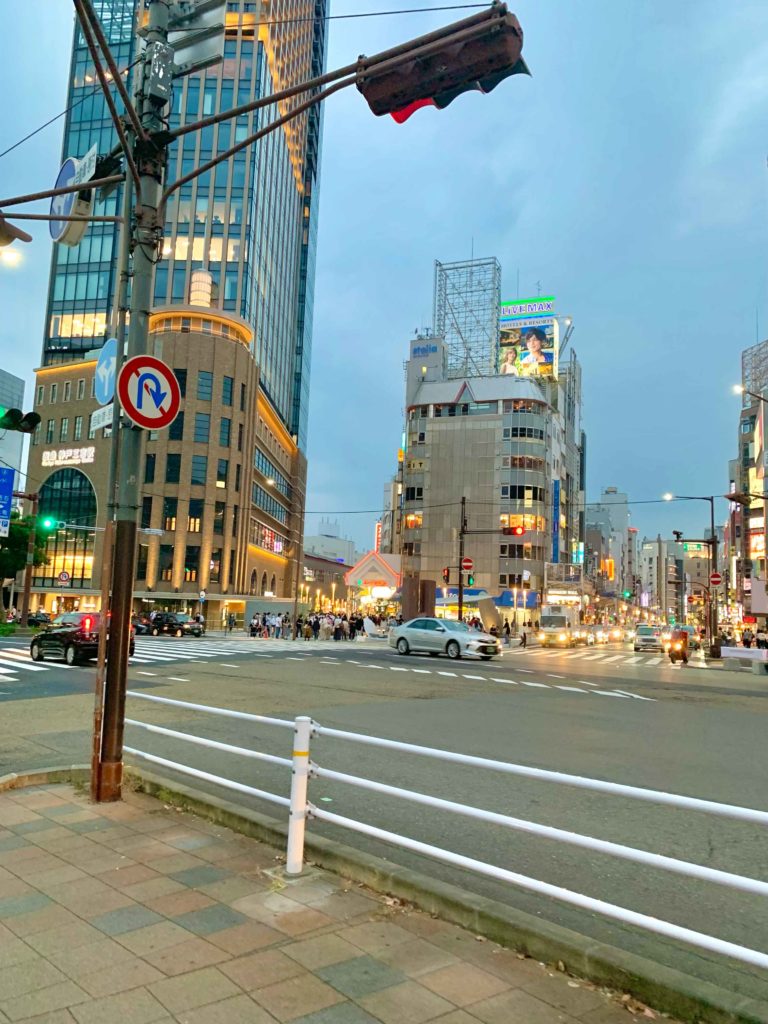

{"left": 433, "top": 257, "right": 501, "bottom": 379}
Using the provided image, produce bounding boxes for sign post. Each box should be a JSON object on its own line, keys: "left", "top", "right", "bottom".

{"left": 0, "top": 467, "right": 14, "bottom": 539}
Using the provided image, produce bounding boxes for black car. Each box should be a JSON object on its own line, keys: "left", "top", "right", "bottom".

{"left": 30, "top": 612, "right": 135, "bottom": 666}
{"left": 27, "top": 611, "right": 51, "bottom": 628}
{"left": 148, "top": 612, "right": 204, "bottom": 637}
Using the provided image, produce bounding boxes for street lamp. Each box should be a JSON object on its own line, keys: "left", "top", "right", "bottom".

{"left": 733, "top": 384, "right": 768, "bottom": 404}
{"left": 663, "top": 492, "right": 719, "bottom": 653}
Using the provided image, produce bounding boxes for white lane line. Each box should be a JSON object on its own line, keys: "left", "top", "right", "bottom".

{"left": 547, "top": 673, "right": 565, "bottom": 679}
{"left": 462, "top": 674, "right": 485, "bottom": 680}
{"left": 556, "top": 685, "right": 586, "bottom": 693}
{"left": 348, "top": 660, "right": 361, "bottom": 664}
{"left": 137, "top": 671, "right": 157, "bottom": 677}
{"left": 286, "top": 657, "right": 304, "bottom": 662}
{"left": 221, "top": 663, "right": 240, "bottom": 668}
{"left": 365, "top": 664, "right": 384, "bottom": 670}
{"left": 521, "top": 681, "right": 549, "bottom": 688}
{"left": 412, "top": 669, "right": 431, "bottom": 674}
{"left": 0, "top": 649, "right": 39, "bottom": 660}
{"left": 594, "top": 690, "right": 629, "bottom": 698}
{"left": 492, "top": 677, "right": 518, "bottom": 684}
{"left": 390, "top": 667, "right": 408, "bottom": 672}
{"left": 613, "top": 690, "right": 657, "bottom": 702}
{"left": 579, "top": 680, "right": 599, "bottom": 687}
{"left": 438, "top": 671, "right": 457, "bottom": 677}
{"left": 602, "top": 655, "right": 626, "bottom": 663}
{"left": 517, "top": 667, "right": 533, "bottom": 672}
{"left": 168, "top": 677, "right": 189, "bottom": 682}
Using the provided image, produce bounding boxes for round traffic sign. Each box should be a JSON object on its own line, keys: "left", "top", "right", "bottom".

{"left": 461, "top": 557, "right": 474, "bottom": 572}
{"left": 58, "top": 571, "right": 70, "bottom": 584}
{"left": 117, "top": 355, "right": 181, "bottom": 430}
{"left": 687, "top": 595, "right": 695, "bottom": 604}
{"left": 94, "top": 338, "right": 118, "bottom": 406}
{"left": 709, "top": 571, "right": 723, "bottom": 586}
{"left": 49, "top": 158, "right": 78, "bottom": 242}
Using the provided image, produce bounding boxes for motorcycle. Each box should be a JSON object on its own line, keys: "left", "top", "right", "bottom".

{"left": 666, "top": 639, "right": 688, "bottom": 665}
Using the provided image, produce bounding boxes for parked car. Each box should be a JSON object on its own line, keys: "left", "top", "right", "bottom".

{"left": 148, "top": 612, "right": 204, "bottom": 637}
{"left": 30, "top": 612, "right": 135, "bottom": 666}
{"left": 27, "top": 611, "right": 51, "bottom": 628}
{"left": 389, "top": 617, "right": 501, "bottom": 660}
{"left": 633, "top": 624, "right": 664, "bottom": 652}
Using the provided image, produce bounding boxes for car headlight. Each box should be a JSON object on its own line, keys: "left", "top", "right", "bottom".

{"left": 558, "top": 633, "right": 567, "bottom": 641}
{"left": 538, "top": 633, "right": 546, "bottom": 641}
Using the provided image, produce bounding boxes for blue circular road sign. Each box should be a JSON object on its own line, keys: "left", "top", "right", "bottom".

{"left": 94, "top": 337, "right": 119, "bottom": 406}
{"left": 50, "top": 158, "right": 79, "bottom": 242}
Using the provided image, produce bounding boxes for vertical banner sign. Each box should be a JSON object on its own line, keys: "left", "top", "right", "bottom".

{"left": 552, "top": 480, "right": 561, "bottom": 563}
{"left": 0, "top": 467, "right": 14, "bottom": 539}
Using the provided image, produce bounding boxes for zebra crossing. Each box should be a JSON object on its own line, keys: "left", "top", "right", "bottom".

{"left": 0, "top": 647, "right": 52, "bottom": 689}
{"left": 130, "top": 636, "right": 350, "bottom": 665}
{"left": 503, "top": 646, "right": 710, "bottom": 669}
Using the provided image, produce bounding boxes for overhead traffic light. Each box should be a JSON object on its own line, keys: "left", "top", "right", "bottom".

{"left": 356, "top": 4, "right": 529, "bottom": 124}
{"left": 442, "top": 567, "right": 450, "bottom": 584}
{"left": 502, "top": 525, "right": 525, "bottom": 536}
{"left": 39, "top": 517, "right": 58, "bottom": 533}
{"left": 0, "top": 408, "right": 41, "bottom": 433}
{"left": 467, "top": 574, "right": 475, "bottom": 586}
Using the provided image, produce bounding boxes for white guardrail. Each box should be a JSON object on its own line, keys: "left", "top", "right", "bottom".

{"left": 124, "top": 690, "right": 768, "bottom": 971}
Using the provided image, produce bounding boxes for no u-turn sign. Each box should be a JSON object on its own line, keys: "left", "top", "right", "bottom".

{"left": 117, "top": 355, "right": 181, "bottom": 430}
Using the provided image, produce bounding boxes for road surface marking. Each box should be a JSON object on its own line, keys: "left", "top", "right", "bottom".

{"left": 556, "top": 685, "right": 586, "bottom": 693}
{"left": 412, "top": 669, "right": 431, "bottom": 674}
{"left": 613, "top": 690, "right": 656, "bottom": 701}
{"left": 602, "top": 654, "right": 626, "bottom": 663}
{"left": 624, "top": 656, "right": 644, "bottom": 664}
{"left": 579, "top": 680, "right": 599, "bottom": 686}
{"left": 168, "top": 677, "right": 189, "bottom": 682}
{"left": 438, "top": 671, "right": 457, "bottom": 677}
{"left": 286, "top": 657, "right": 304, "bottom": 662}
{"left": 365, "top": 664, "right": 384, "bottom": 670}
{"left": 594, "top": 690, "right": 629, "bottom": 698}
{"left": 137, "top": 671, "right": 156, "bottom": 677}
{"left": 221, "top": 663, "right": 240, "bottom": 667}
{"left": 547, "top": 673, "right": 565, "bottom": 679}
{"left": 581, "top": 654, "right": 605, "bottom": 661}
{"left": 493, "top": 677, "right": 517, "bottom": 684}
{"left": 517, "top": 667, "right": 533, "bottom": 672}
{"left": 390, "top": 667, "right": 408, "bottom": 672}
{"left": 646, "top": 657, "right": 662, "bottom": 665}
{"left": 521, "top": 681, "right": 549, "bottom": 688}
{"left": 462, "top": 674, "right": 484, "bottom": 680}
{"left": 0, "top": 658, "right": 46, "bottom": 673}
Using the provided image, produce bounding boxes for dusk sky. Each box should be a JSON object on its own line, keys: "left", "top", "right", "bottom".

{"left": 2, "top": 2, "right": 767, "bottom": 552}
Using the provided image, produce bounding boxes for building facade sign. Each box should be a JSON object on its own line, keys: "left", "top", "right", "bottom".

{"left": 500, "top": 297, "right": 555, "bottom": 319}
{"left": 42, "top": 447, "right": 95, "bottom": 468}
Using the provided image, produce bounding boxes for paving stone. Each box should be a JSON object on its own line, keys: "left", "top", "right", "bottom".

{"left": 293, "top": 1003, "right": 381, "bottom": 1024}
{"left": 0, "top": 893, "right": 51, "bottom": 919}
{"left": 168, "top": 866, "right": 232, "bottom": 889}
{"left": 376, "top": 939, "right": 460, "bottom": 979}
{"left": 144, "top": 889, "right": 214, "bottom": 918}
{"left": 20, "top": 865, "right": 89, "bottom": 890}
{"left": 73, "top": 887, "right": 137, "bottom": 917}
{"left": 148, "top": 966, "right": 241, "bottom": 1014}
{"left": 8, "top": 1010, "right": 77, "bottom": 1024}
{"left": 104, "top": 864, "right": 162, "bottom": 890}
{"left": 272, "top": 908, "right": 335, "bottom": 938}
{"left": 521, "top": 975, "right": 605, "bottom": 1016}
{"left": 283, "top": 934, "right": 363, "bottom": 971}
{"left": 316, "top": 955, "right": 406, "bottom": 999}
{"left": 43, "top": 878, "right": 115, "bottom": 912}
{"left": 149, "top": 937, "right": 231, "bottom": 976}
{"left": 12, "top": 819, "right": 56, "bottom": 835}
{"left": 579, "top": 1006, "right": 649, "bottom": 1024}
{"left": 252, "top": 973, "right": 345, "bottom": 1022}
{"left": 76, "top": 956, "right": 166, "bottom": 998}
{"left": 25, "top": 920, "right": 111, "bottom": 956}
{"left": 339, "top": 921, "right": 414, "bottom": 955}
{"left": 358, "top": 980, "right": 454, "bottom": 1024}
{"left": 471, "top": 988, "right": 581, "bottom": 1024}
{"left": 205, "top": 921, "right": 284, "bottom": 956}
{"left": 3, "top": 905, "right": 80, "bottom": 940}
{"left": 46, "top": 937, "right": 137, "bottom": 979}
{"left": 0, "top": 958, "right": 66, "bottom": 1001}
{"left": 144, "top": 854, "right": 206, "bottom": 876}
{"left": 219, "top": 949, "right": 305, "bottom": 991}
{"left": 119, "top": 877, "right": 186, "bottom": 902}
{"left": 172, "top": 904, "right": 250, "bottom": 936}
{"left": 429, "top": 1013, "right": 483, "bottom": 1024}
{"left": 195, "top": 877, "right": 267, "bottom": 903}
{"left": 418, "top": 963, "right": 510, "bottom": 1007}
{"left": 0, "top": 934, "right": 38, "bottom": 971}
{"left": 68, "top": 986, "right": 169, "bottom": 1024}
{"left": 305, "top": 892, "right": 379, "bottom": 921}
{"left": 116, "top": 921, "right": 193, "bottom": 957}
{"left": 90, "top": 904, "right": 164, "bottom": 936}
{"left": 0, "top": 980, "right": 90, "bottom": 1022}
{"left": 172, "top": 993, "right": 277, "bottom": 1024}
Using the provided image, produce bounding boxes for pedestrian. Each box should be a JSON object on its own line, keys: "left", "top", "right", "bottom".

{"left": 312, "top": 615, "right": 320, "bottom": 640}
{"left": 519, "top": 630, "right": 527, "bottom": 648}
{"left": 743, "top": 628, "right": 754, "bottom": 649}
{"left": 503, "top": 619, "right": 511, "bottom": 646}
{"left": 227, "top": 612, "right": 236, "bottom": 634}
{"left": 757, "top": 627, "right": 767, "bottom": 649}
{"left": 249, "top": 614, "right": 259, "bottom": 638}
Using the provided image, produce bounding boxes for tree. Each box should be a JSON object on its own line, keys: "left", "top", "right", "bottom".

{"left": 0, "top": 511, "right": 50, "bottom": 590}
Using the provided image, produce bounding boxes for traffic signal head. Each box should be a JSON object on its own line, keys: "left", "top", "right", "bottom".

{"left": 357, "top": 5, "right": 528, "bottom": 123}
{"left": 0, "top": 408, "right": 41, "bottom": 433}
{"left": 467, "top": 574, "right": 475, "bottom": 586}
{"left": 39, "top": 517, "right": 57, "bottom": 532}
{"left": 502, "top": 525, "right": 525, "bottom": 536}
{"left": 622, "top": 590, "right": 632, "bottom": 600}
{"left": 442, "top": 567, "right": 450, "bottom": 584}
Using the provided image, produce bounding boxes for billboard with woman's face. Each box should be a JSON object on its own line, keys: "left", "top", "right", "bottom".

{"left": 498, "top": 319, "right": 559, "bottom": 378}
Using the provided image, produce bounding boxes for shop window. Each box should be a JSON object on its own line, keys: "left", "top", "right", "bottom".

{"left": 404, "top": 511, "right": 423, "bottom": 529}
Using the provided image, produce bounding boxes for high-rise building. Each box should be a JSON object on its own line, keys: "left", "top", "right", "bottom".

{"left": 28, "top": 1, "right": 328, "bottom": 618}
{"left": 43, "top": 0, "right": 326, "bottom": 450}
{"left": 0, "top": 370, "right": 25, "bottom": 487}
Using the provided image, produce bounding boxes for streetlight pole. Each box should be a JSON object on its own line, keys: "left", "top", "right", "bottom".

{"left": 663, "top": 494, "right": 719, "bottom": 655}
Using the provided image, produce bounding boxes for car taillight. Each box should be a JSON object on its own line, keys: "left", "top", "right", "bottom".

{"left": 82, "top": 616, "right": 92, "bottom": 633}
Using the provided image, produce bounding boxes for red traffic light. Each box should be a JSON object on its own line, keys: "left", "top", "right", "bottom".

{"left": 502, "top": 526, "right": 525, "bottom": 536}
{"left": 357, "top": 4, "right": 528, "bottom": 123}
{"left": 442, "top": 567, "right": 450, "bottom": 584}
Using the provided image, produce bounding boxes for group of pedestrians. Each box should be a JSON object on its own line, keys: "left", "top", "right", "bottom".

{"left": 297, "top": 613, "right": 368, "bottom": 641}
{"left": 737, "top": 627, "right": 768, "bottom": 649}
{"left": 246, "top": 611, "right": 292, "bottom": 638}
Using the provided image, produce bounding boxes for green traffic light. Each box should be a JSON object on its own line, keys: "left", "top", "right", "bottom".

{"left": 40, "top": 517, "right": 56, "bottom": 532}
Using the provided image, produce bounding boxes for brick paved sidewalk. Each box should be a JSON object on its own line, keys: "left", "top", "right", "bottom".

{"left": 0, "top": 784, "right": 672, "bottom": 1024}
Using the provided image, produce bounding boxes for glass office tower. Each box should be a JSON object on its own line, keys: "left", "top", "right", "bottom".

{"left": 42, "top": 0, "right": 327, "bottom": 450}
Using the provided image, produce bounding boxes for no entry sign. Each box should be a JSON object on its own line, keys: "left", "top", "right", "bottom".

{"left": 461, "top": 557, "right": 474, "bottom": 572}
{"left": 709, "top": 571, "right": 723, "bottom": 587}
{"left": 117, "top": 355, "right": 181, "bottom": 430}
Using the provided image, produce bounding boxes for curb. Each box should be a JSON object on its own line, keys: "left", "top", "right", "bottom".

{"left": 0, "top": 765, "right": 90, "bottom": 793}
{"left": 123, "top": 766, "right": 768, "bottom": 1024}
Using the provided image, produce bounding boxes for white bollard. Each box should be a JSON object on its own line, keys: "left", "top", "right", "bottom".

{"left": 286, "top": 716, "right": 312, "bottom": 874}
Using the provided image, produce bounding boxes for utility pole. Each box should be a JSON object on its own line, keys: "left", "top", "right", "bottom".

{"left": 14, "top": 491, "right": 38, "bottom": 627}
{"left": 458, "top": 497, "right": 467, "bottom": 621}
{"left": 709, "top": 497, "right": 720, "bottom": 656}
{"left": 99, "top": 0, "right": 172, "bottom": 801}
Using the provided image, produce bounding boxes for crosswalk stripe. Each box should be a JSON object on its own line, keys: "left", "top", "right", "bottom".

{"left": 0, "top": 657, "right": 46, "bottom": 673}
{"left": 647, "top": 657, "right": 662, "bottom": 665}
{"left": 602, "top": 655, "right": 626, "bottom": 663}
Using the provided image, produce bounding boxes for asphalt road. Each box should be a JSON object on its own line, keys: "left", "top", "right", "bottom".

{"left": 2, "top": 634, "right": 767, "bottom": 1003}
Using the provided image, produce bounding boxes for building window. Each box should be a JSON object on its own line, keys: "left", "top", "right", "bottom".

{"left": 240, "top": 383, "right": 246, "bottom": 411}
{"left": 46, "top": 419, "right": 55, "bottom": 444}
{"left": 188, "top": 498, "right": 203, "bottom": 532}
{"left": 216, "top": 458, "right": 228, "bottom": 488}
{"left": 404, "top": 486, "right": 423, "bottom": 501}
{"left": 168, "top": 411, "right": 184, "bottom": 441}
{"left": 59, "top": 418, "right": 69, "bottom": 442}
{"left": 159, "top": 544, "right": 174, "bottom": 582}
{"left": 209, "top": 549, "right": 222, "bottom": 584}
{"left": 404, "top": 511, "right": 423, "bottom": 529}
{"left": 77, "top": 379, "right": 85, "bottom": 400}
{"left": 63, "top": 382, "right": 71, "bottom": 402}
{"left": 220, "top": 417, "right": 231, "bottom": 447}
{"left": 213, "top": 501, "right": 225, "bottom": 534}
{"left": 165, "top": 453, "right": 181, "bottom": 483}
{"left": 237, "top": 422, "right": 243, "bottom": 451}
{"left": 136, "top": 544, "right": 148, "bottom": 581}
{"left": 234, "top": 463, "right": 241, "bottom": 491}
{"left": 33, "top": 468, "right": 97, "bottom": 588}
{"left": 90, "top": 378, "right": 96, "bottom": 398}
{"left": 197, "top": 370, "right": 213, "bottom": 401}
{"left": 222, "top": 376, "right": 233, "bottom": 405}
{"left": 50, "top": 384, "right": 58, "bottom": 403}
{"left": 232, "top": 504, "right": 239, "bottom": 536}
{"left": 141, "top": 496, "right": 152, "bottom": 529}
{"left": 145, "top": 453, "right": 156, "bottom": 483}
{"left": 163, "top": 497, "right": 177, "bottom": 531}
{"left": 36, "top": 385, "right": 44, "bottom": 405}
{"left": 32, "top": 424, "right": 41, "bottom": 447}
{"left": 73, "top": 416, "right": 83, "bottom": 441}
{"left": 191, "top": 455, "right": 207, "bottom": 485}
{"left": 194, "top": 413, "right": 210, "bottom": 443}
{"left": 183, "top": 545, "right": 200, "bottom": 582}
{"left": 174, "top": 368, "right": 187, "bottom": 398}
